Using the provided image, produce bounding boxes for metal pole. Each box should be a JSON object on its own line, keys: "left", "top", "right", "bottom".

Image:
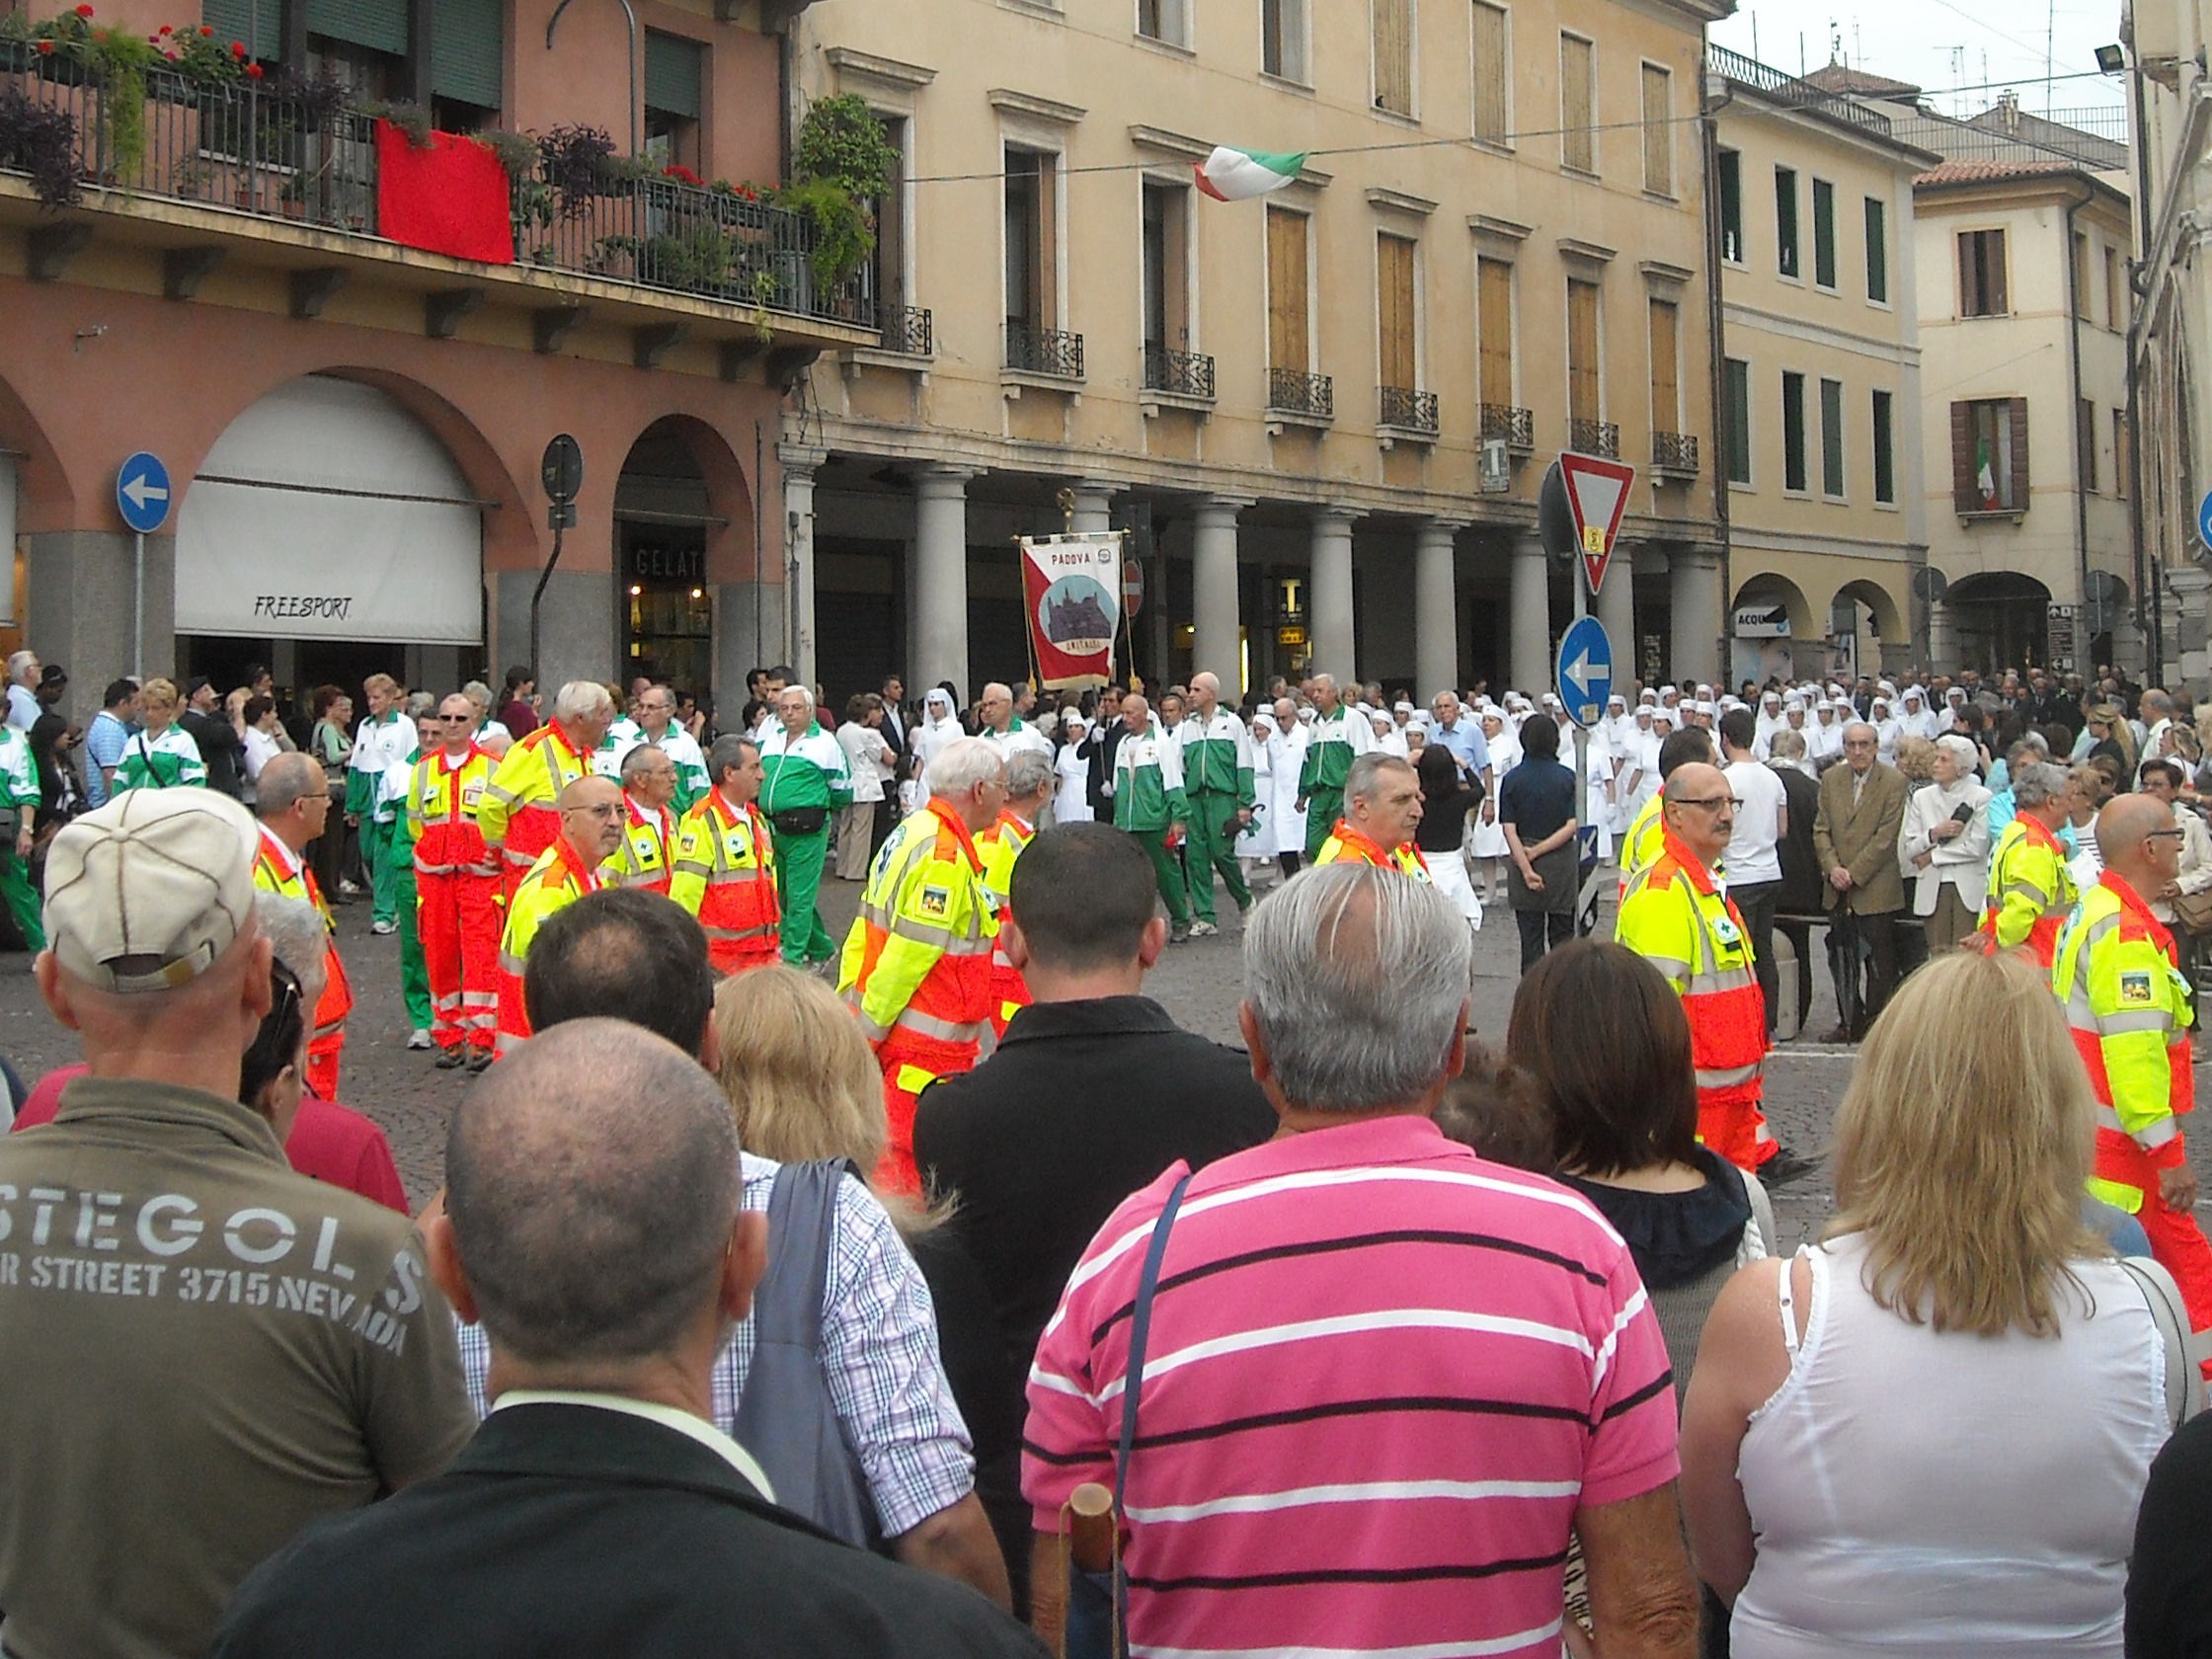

{"left": 1573, "top": 564, "right": 1598, "bottom": 934}
{"left": 529, "top": 519, "right": 565, "bottom": 682}
{"left": 132, "top": 530, "right": 143, "bottom": 678}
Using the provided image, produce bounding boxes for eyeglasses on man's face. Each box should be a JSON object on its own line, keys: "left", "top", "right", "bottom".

{"left": 1675, "top": 795, "right": 1743, "bottom": 814}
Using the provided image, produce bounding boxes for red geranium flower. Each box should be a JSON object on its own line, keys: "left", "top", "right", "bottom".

{"left": 35, "top": 40, "right": 53, "bottom": 53}
{"left": 158, "top": 24, "right": 171, "bottom": 34}
{"left": 229, "top": 40, "right": 244, "bottom": 55}
{"left": 199, "top": 25, "right": 213, "bottom": 36}
{"left": 245, "top": 60, "right": 262, "bottom": 77}
{"left": 74, "top": 4, "right": 95, "bottom": 17}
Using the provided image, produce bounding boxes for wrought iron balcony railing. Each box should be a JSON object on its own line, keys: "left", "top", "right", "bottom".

{"left": 1267, "top": 367, "right": 1333, "bottom": 419}
{"left": 1653, "top": 431, "right": 1701, "bottom": 475}
{"left": 1380, "top": 385, "right": 1440, "bottom": 434}
{"left": 1570, "top": 418, "right": 1621, "bottom": 458}
{"left": 1480, "top": 403, "right": 1536, "bottom": 450}
{"left": 1142, "top": 344, "right": 1216, "bottom": 399}
{"left": 0, "top": 46, "right": 873, "bottom": 330}
{"left": 1005, "top": 323, "right": 1084, "bottom": 378}
{"left": 880, "top": 304, "right": 933, "bottom": 356}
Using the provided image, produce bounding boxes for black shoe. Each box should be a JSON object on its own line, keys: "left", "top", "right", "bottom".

{"left": 434, "top": 1047, "right": 467, "bottom": 1069}
{"left": 1761, "top": 1148, "right": 1821, "bottom": 1188}
{"left": 1168, "top": 923, "right": 1191, "bottom": 944}
{"left": 466, "top": 1049, "right": 494, "bottom": 1073}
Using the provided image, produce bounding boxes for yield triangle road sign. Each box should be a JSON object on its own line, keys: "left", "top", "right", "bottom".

{"left": 1558, "top": 451, "right": 1637, "bottom": 594}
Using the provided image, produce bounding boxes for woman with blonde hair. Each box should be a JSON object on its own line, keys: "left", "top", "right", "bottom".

{"left": 1680, "top": 949, "right": 2175, "bottom": 1656}
{"left": 112, "top": 677, "right": 207, "bottom": 791}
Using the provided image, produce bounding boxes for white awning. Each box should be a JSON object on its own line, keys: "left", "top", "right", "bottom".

{"left": 176, "top": 375, "right": 483, "bottom": 644}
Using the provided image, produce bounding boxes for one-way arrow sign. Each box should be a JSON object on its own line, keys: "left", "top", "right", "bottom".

{"left": 1555, "top": 615, "right": 1614, "bottom": 728}
{"left": 116, "top": 451, "right": 173, "bottom": 534}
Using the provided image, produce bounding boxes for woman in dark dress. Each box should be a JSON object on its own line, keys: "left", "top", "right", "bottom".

{"left": 1496, "top": 712, "right": 1581, "bottom": 970}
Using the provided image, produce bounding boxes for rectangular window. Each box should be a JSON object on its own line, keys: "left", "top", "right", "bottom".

{"left": 1812, "top": 178, "right": 1837, "bottom": 289}
{"left": 1560, "top": 34, "right": 1595, "bottom": 172}
{"left": 1952, "top": 397, "right": 2029, "bottom": 513}
{"left": 1781, "top": 371, "right": 1807, "bottom": 493}
{"left": 1863, "top": 196, "right": 1888, "bottom": 303}
{"left": 1141, "top": 182, "right": 1190, "bottom": 353}
{"left": 642, "top": 30, "right": 703, "bottom": 169}
{"left": 431, "top": 0, "right": 503, "bottom": 117}
{"left": 1960, "top": 229, "right": 2008, "bottom": 316}
{"left": 1649, "top": 298, "right": 1680, "bottom": 434}
{"left": 1137, "top": 0, "right": 1187, "bottom": 44}
{"left": 1724, "top": 357, "right": 1752, "bottom": 484}
{"left": 1872, "top": 389, "right": 1895, "bottom": 504}
{"left": 1640, "top": 63, "right": 1672, "bottom": 196}
{"left": 1262, "top": 0, "right": 1308, "bottom": 80}
{"left": 1004, "top": 147, "right": 1057, "bottom": 335}
{"left": 1718, "top": 149, "right": 1743, "bottom": 263}
{"left": 1267, "top": 206, "right": 1310, "bottom": 373}
{"left": 1478, "top": 256, "right": 1515, "bottom": 407}
{"left": 869, "top": 116, "right": 908, "bottom": 314}
{"left": 1566, "top": 276, "right": 1601, "bottom": 423}
{"left": 1820, "top": 376, "right": 1845, "bottom": 497}
{"left": 2115, "top": 408, "right": 2130, "bottom": 498}
{"left": 1470, "top": 1, "right": 1509, "bottom": 143}
{"left": 306, "top": 0, "right": 408, "bottom": 57}
{"left": 1374, "top": 0, "right": 1415, "bottom": 117}
{"left": 204, "top": 0, "right": 281, "bottom": 59}
{"left": 1378, "top": 233, "right": 1418, "bottom": 392}
{"left": 1776, "top": 167, "right": 1799, "bottom": 278}
{"left": 2106, "top": 245, "right": 2124, "bottom": 331}
{"left": 2078, "top": 397, "right": 2098, "bottom": 493}
{"left": 2069, "top": 231, "right": 2093, "bottom": 320}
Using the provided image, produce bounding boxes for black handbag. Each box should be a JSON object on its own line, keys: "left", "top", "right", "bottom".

{"left": 769, "top": 806, "right": 830, "bottom": 837}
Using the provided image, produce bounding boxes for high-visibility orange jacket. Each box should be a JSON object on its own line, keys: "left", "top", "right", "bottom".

{"left": 671, "top": 791, "right": 781, "bottom": 975}
{"left": 478, "top": 722, "right": 594, "bottom": 890}
{"left": 2055, "top": 871, "right": 2196, "bottom": 1215}
{"left": 1619, "top": 793, "right": 1666, "bottom": 898}
{"left": 978, "top": 808, "right": 1036, "bottom": 1037}
{"left": 495, "top": 837, "right": 603, "bottom": 1052}
{"left": 1617, "top": 829, "right": 1770, "bottom": 1151}
{"left": 840, "top": 799, "right": 996, "bottom": 1069}
{"left": 1313, "top": 820, "right": 1433, "bottom": 880}
{"left": 1980, "top": 812, "right": 2077, "bottom": 967}
{"left": 252, "top": 828, "right": 352, "bottom": 1098}
{"left": 601, "top": 796, "right": 674, "bottom": 896}
{"left": 408, "top": 745, "right": 497, "bottom": 877}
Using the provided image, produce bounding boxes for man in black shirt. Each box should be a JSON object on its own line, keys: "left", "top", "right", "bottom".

{"left": 912, "top": 823, "right": 1275, "bottom": 1613}
{"left": 180, "top": 675, "right": 247, "bottom": 800}
{"left": 2128, "top": 1406, "right": 2212, "bottom": 1657}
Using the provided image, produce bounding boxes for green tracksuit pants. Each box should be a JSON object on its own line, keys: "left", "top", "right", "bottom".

{"left": 391, "top": 822, "right": 432, "bottom": 1031}
{"left": 366, "top": 813, "right": 403, "bottom": 926}
{"left": 1304, "top": 788, "right": 1344, "bottom": 860}
{"left": 0, "top": 842, "right": 42, "bottom": 951}
{"left": 776, "top": 826, "right": 836, "bottom": 965}
{"left": 1132, "top": 826, "right": 1190, "bottom": 926}
{"left": 1184, "top": 792, "right": 1251, "bottom": 923}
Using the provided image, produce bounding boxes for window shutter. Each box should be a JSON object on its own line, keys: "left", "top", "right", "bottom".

{"left": 433, "top": 0, "right": 503, "bottom": 110}
{"left": 305, "top": 0, "right": 409, "bottom": 57}
{"left": 1373, "top": 0, "right": 1414, "bottom": 116}
{"left": 645, "top": 31, "right": 703, "bottom": 119}
{"left": 1560, "top": 36, "right": 1594, "bottom": 171}
{"left": 1648, "top": 298, "right": 1678, "bottom": 432}
{"left": 1478, "top": 257, "right": 1514, "bottom": 406}
{"left": 1378, "top": 235, "right": 1417, "bottom": 389}
{"left": 2010, "top": 397, "right": 2031, "bottom": 509}
{"left": 201, "top": 0, "right": 279, "bottom": 59}
{"left": 1566, "top": 278, "right": 1600, "bottom": 423}
{"left": 1951, "top": 402, "right": 1973, "bottom": 512}
{"left": 1640, "top": 64, "right": 1671, "bottom": 195}
{"left": 1267, "top": 208, "right": 1309, "bottom": 372}
{"left": 1471, "top": 3, "right": 1507, "bottom": 142}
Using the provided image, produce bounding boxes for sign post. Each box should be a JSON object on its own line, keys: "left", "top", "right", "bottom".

{"left": 116, "top": 451, "right": 172, "bottom": 678}
{"left": 532, "top": 434, "right": 584, "bottom": 677}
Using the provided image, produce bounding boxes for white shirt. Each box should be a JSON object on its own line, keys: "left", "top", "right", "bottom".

{"left": 492, "top": 1390, "right": 778, "bottom": 1501}
{"left": 835, "top": 721, "right": 894, "bottom": 804}
{"left": 4, "top": 683, "right": 37, "bottom": 733}
{"left": 1723, "top": 757, "right": 1786, "bottom": 885}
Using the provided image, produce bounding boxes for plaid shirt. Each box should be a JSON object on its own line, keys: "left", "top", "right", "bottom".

{"left": 455, "top": 1153, "right": 974, "bottom": 1537}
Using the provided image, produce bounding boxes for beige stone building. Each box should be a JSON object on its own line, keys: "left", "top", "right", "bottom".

{"left": 1708, "top": 50, "right": 1936, "bottom": 685}
{"left": 782, "top": 0, "right": 1729, "bottom": 704}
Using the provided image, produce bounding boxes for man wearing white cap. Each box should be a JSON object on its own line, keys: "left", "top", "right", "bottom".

{"left": 0, "top": 790, "right": 474, "bottom": 1659}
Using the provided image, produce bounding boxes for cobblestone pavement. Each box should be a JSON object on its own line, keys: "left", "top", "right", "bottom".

{"left": 3, "top": 858, "right": 2205, "bottom": 1255}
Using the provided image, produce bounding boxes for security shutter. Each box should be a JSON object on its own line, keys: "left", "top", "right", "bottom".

{"left": 306, "top": 0, "right": 409, "bottom": 57}
{"left": 1377, "top": 234, "right": 1417, "bottom": 391}
{"left": 1372, "top": 0, "right": 1413, "bottom": 117}
{"left": 645, "top": 31, "right": 703, "bottom": 119}
{"left": 1478, "top": 257, "right": 1514, "bottom": 407}
{"left": 433, "top": 0, "right": 503, "bottom": 110}
{"left": 1950, "top": 401, "right": 1975, "bottom": 513}
{"left": 2009, "top": 397, "right": 2031, "bottom": 508}
{"left": 200, "top": 0, "right": 280, "bottom": 60}
{"left": 1267, "top": 207, "right": 1308, "bottom": 372}
{"left": 1471, "top": 2, "right": 1507, "bottom": 141}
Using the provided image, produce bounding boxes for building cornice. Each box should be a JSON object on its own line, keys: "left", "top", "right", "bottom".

{"left": 1365, "top": 186, "right": 1438, "bottom": 216}
{"left": 1556, "top": 236, "right": 1618, "bottom": 266}
{"left": 824, "top": 47, "right": 936, "bottom": 89}
{"left": 987, "top": 88, "right": 1087, "bottom": 125}
{"left": 1128, "top": 124, "right": 1212, "bottom": 161}
{"left": 1467, "top": 213, "right": 1534, "bottom": 244}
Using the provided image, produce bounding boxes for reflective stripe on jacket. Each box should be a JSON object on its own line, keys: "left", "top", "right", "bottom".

{"left": 838, "top": 799, "right": 995, "bottom": 1065}
{"left": 671, "top": 792, "right": 780, "bottom": 971}
{"left": 252, "top": 832, "right": 353, "bottom": 1045}
{"left": 1314, "top": 821, "right": 1432, "bottom": 881}
{"left": 600, "top": 797, "right": 674, "bottom": 896}
{"left": 1616, "top": 830, "right": 1766, "bottom": 1110}
{"left": 478, "top": 724, "right": 593, "bottom": 873}
{"left": 408, "top": 747, "right": 496, "bottom": 877}
{"left": 978, "top": 809, "right": 1036, "bottom": 1036}
{"left": 1618, "top": 793, "right": 1666, "bottom": 898}
{"left": 1981, "top": 813, "right": 2076, "bottom": 965}
{"left": 2054, "top": 871, "right": 2195, "bottom": 1214}
{"left": 496, "top": 838, "right": 602, "bottom": 1050}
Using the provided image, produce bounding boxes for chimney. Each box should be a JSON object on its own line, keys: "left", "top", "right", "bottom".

{"left": 1997, "top": 88, "right": 2020, "bottom": 131}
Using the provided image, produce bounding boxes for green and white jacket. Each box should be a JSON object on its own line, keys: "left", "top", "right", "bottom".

{"left": 1176, "top": 710, "right": 1255, "bottom": 808}
{"left": 114, "top": 725, "right": 208, "bottom": 793}
{"left": 758, "top": 722, "right": 854, "bottom": 816}
{"left": 0, "top": 726, "right": 39, "bottom": 813}
{"left": 1113, "top": 717, "right": 1187, "bottom": 833}
{"left": 1299, "top": 701, "right": 1378, "bottom": 800}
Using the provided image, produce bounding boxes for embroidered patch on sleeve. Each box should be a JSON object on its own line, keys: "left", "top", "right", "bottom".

{"left": 919, "top": 886, "right": 950, "bottom": 919}
{"left": 2119, "top": 970, "right": 2155, "bottom": 1006}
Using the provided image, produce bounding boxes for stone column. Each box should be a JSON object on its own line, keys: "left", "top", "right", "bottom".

{"left": 1193, "top": 496, "right": 1251, "bottom": 696}
{"left": 1068, "top": 478, "right": 1117, "bottom": 536}
{"left": 912, "top": 464, "right": 977, "bottom": 702}
{"left": 1414, "top": 519, "right": 1463, "bottom": 697}
{"left": 1511, "top": 534, "right": 1552, "bottom": 693}
{"left": 1669, "top": 545, "right": 1723, "bottom": 686}
{"left": 1309, "top": 508, "right": 1359, "bottom": 683}
{"left": 1594, "top": 542, "right": 1636, "bottom": 680}
{"left": 777, "top": 443, "right": 824, "bottom": 690}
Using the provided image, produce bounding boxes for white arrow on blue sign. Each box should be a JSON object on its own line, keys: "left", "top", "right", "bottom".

{"left": 1555, "top": 614, "right": 1613, "bottom": 728}
{"left": 116, "top": 452, "right": 172, "bottom": 535}
{"left": 2198, "top": 489, "right": 2212, "bottom": 553}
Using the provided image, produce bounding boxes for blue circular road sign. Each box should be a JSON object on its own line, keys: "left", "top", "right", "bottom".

{"left": 1555, "top": 615, "right": 1614, "bottom": 728}
{"left": 116, "top": 452, "right": 173, "bottom": 535}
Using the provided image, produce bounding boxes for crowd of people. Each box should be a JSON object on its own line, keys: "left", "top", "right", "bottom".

{"left": 3, "top": 643, "right": 2212, "bottom": 1656}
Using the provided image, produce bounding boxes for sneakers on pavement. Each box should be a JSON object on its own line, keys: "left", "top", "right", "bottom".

{"left": 370, "top": 919, "right": 396, "bottom": 936}
{"left": 1188, "top": 919, "right": 1219, "bottom": 938}
{"left": 407, "top": 1029, "right": 433, "bottom": 1051}
{"left": 1168, "top": 922, "right": 1191, "bottom": 944}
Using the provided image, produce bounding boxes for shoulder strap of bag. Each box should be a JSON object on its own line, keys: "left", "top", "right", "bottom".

{"left": 750, "top": 1157, "right": 860, "bottom": 1355}
{"left": 1113, "top": 1170, "right": 1194, "bottom": 1511}
{"left": 2118, "top": 1254, "right": 2206, "bottom": 1430}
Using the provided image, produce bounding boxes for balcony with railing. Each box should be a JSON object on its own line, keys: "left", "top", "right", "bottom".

{"left": 1266, "top": 366, "right": 1333, "bottom": 421}
{"left": 1142, "top": 344, "right": 1215, "bottom": 401}
{"left": 1480, "top": 403, "right": 1535, "bottom": 451}
{"left": 1004, "top": 322, "right": 1084, "bottom": 379}
{"left": 1569, "top": 418, "right": 1620, "bottom": 458}
{"left": 1653, "top": 431, "right": 1700, "bottom": 477}
{"left": 1379, "top": 385, "right": 1440, "bottom": 437}
{"left": 0, "top": 47, "right": 877, "bottom": 343}
{"left": 879, "top": 304, "right": 933, "bottom": 356}
{"left": 1703, "top": 44, "right": 1893, "bottom": 139}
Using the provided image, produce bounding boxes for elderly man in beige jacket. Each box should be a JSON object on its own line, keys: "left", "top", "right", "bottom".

{"left": 1812, "top": 721, "right": 1909, "bottom": 1042}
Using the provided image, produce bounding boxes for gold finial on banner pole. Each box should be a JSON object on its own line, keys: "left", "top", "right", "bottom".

{"left": 1055, "top": 486, "right": 1077, "bottom": 536}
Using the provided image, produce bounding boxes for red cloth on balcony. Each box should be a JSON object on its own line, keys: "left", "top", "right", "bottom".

{"left": 374, "top": 120, "right": 514, "bottom": 266}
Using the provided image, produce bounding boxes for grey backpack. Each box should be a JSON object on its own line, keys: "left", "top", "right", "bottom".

{"left": 732, "top": 1158, "right": 883, "bottom": 1551}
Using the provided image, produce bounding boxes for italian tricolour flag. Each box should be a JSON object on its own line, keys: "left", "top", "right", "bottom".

{"left": 1192, "top": 146, "right": 1307, "bottom": 201}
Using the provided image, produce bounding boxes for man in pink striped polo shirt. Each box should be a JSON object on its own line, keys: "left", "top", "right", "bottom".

{"left": 1023, "top": 862, "right": 1696, "bottom": 1659}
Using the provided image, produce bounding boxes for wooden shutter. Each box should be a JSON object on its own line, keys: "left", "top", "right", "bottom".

{"left": 1951, "top": 401, "right": 1974, "bottom": 513}
{"left": 1560, "top": 36, "right": 1595, "bottom": 171}
{"left": 432, "top": 0, "right": 503, "bottom": 110}
{"left": 202, "top": 0, "right": 279, "bottom": 59}
{"left": 1863, "top": 196, "right": 1887, "bottom": 302}
{"left": 1648, "top": 298, "right": 1678, "bottom": 433}
{"left": 1478, "top": 257, "right": 1514, "bottom": 406}
{"left": 1471, "top": 3, "right": 1508, "bottom": 142}
{"left": 2009, "top": 397, "right": 2031, "bottom": 509}
{"left": 1378, "top": 234, "right": 1417, "bottom": 389}
{"left": 1268, "top": 208, "right": 1309, "bottom": 372}
{"left": 1641, "top": 64, "right": 1671, "bottom": 195}
{"left": 1566, "top": 277, "right": 1599, "bottom": 423}
{"left": 1374, "top": 0, "right": 1414, "bottom": 116}
{"left": 306, "top": 0, "right": 408, "bottom": 55}
{"left": 644, "top": 31, "right": 703, "bottom": 119}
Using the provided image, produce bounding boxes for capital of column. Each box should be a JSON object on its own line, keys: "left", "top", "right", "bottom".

{"left": 1415, "top": 517, "right": 1470, "bottom": 548}
{"left": 913, "top": 462, "right": 979, "bottom": 499}
{"left": 1311, "top": 505, "right": 1362, "bottom": 533}
{"left": 1513, "top": 531, "right": 1551, "bottom": 561}
{"left": 1668, "top": 544, "right": 1721, "bottom": 573}
{"left": 776, "top": 442, "right": 828, "bottom": 480}
{"left": 1196, "top": 494, "right": 1259, "bottom": 520}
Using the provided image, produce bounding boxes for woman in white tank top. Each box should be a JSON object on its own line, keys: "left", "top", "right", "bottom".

{"left": 1681, "top": 949, "right": 2173, "bottom": 1657}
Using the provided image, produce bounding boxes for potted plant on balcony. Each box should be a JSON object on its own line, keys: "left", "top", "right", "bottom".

{"left": 783, "top": 92, "right": 897, "bottom": 287}
{"left": 538, "top": 121, "right": 614, "bottom": 219}
{"left": 0, "top": 86, "right": 80, "bottom": 206}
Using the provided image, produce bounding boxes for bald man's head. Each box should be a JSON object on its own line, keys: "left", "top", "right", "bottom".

{"left": 443, "top": 1019, "right": 740, "bottom": 1366}
{"left": 558, "top": 775, "right": 625, "bottom": 861}
{"left": 1661, "top": 761, "right": 1734, "bottom": 865}
{"left": 2096, "top": 790, "right": 2178, "bottom": 880}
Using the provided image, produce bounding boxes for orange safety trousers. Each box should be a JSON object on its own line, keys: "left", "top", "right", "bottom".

{"left": 420, "top": 868, "right": 501, "bottom": 1054}
{"left": 2097, "top": 1132, "right": 2212, "bottom": 1373}
{"left": 874, "top": 1033, "right": 981, "bottom": 1198}
{"left": 1689, "top": 978, "right": 1775, "bottom": 1171}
